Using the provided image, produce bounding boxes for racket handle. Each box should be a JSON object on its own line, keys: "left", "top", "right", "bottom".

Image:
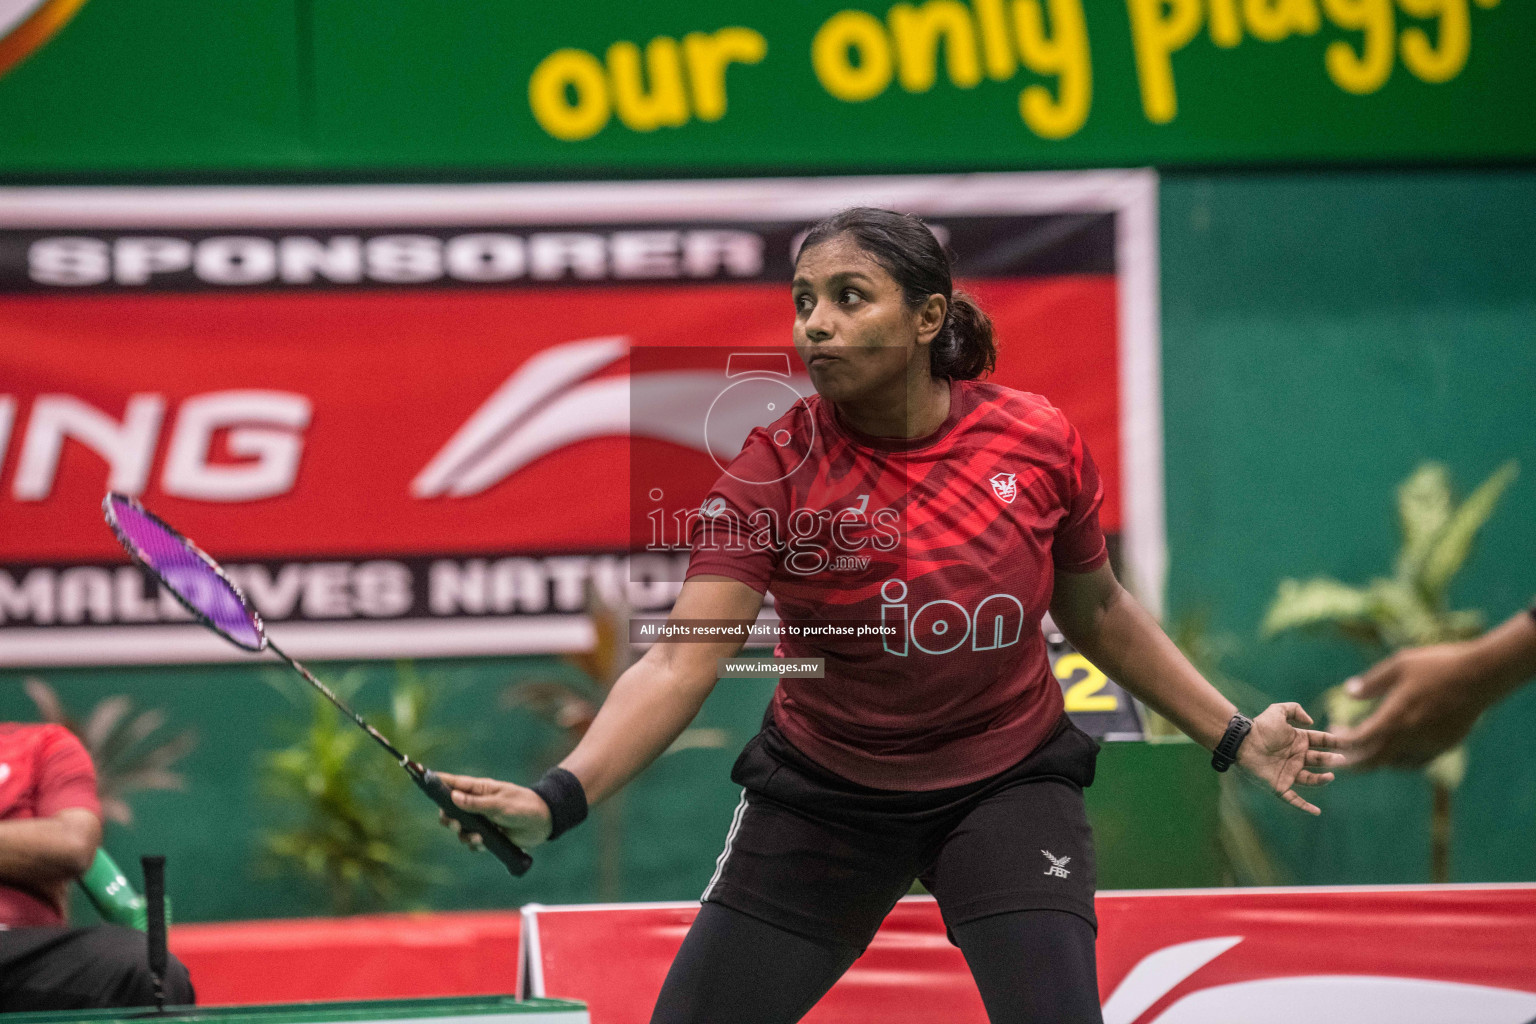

{"left": 417, "top": 768, "right": 534, "bottom": 877}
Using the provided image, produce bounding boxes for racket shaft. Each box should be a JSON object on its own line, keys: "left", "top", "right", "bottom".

{"left": 268, "top": 640, "right": 411, "bottom": 764}
{"left": 417, "top": 769, "right": 533, "bottom": 877}
{"left": 100, "top": 497, "right": 535, "bottom": 880}
{"left": 270, "top": 641, "right": 533, "bottom": 877}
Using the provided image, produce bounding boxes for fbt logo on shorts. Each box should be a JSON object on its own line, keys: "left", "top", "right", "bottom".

{"left": 879, "top": 579, "right": 1025, "bottom": 656}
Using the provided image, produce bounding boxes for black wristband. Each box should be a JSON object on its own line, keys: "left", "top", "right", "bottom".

{"left": 530, "top": 767, "right": 588, "bottom": 841}
{"left": 1211, "top": 713, "right": 1253, "bottom": 773}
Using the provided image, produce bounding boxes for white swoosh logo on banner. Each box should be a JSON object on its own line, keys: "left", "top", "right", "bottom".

{"left": 413, "top": 336, "right": 629, "bottom": 498}
{"left": 1150, "top": 976, "right": 1536, "bottom": 1024}
{"left": 0, "top": 0, "right": 89, "bottom": 78}
{"left": 1100, "top": 935, "right": 1536, "bottom": 1024}
{"left": 0, "top": 0, "right": 47, "bottom": 36}
{"left": 414, "top": 337, "right": 812, "bottom": 498}
{"left": 1101, "top": 936, "right": 1243, "bottom": 1024}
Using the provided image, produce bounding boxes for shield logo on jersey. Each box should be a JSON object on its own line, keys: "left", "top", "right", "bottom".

{"left": 990, "top": 472, "right": 1018, "bottom": 504}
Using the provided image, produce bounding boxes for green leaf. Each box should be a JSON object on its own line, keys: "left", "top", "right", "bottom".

{"left": 23, "top": 678, "right": 70, "bottom": 728}
{"left": 1420, "top": 460, "right": 1518, "bottom": 600}
{"left": 1322, "top": 683, "right": 1375, "bottom": 732}
{"left": 1440, "top": 609, "right": 1486, "bottom": 641}
{"left": 1217, "top": 775, "right": 1287, "bottom": 886}
{"left": 663, "top": 727, "right": 730, "bottom": 755}
{"left": 258, "top": 666, "right": 453, "bottom": 914}
{"left": 1395, "top": 463, "right": 1453, "bottom": 583}
{"left": 1425, "top": 745, "right": 1467, "bottom": 791}
{"left": 1262, "top": 577, "right": 1374, "bottom": 637}
{"left": 95, "top": 705, "right": 168, "bottom": 776}
{"left": 82, "top": 696, "right": 132, "bottom": 753}
{"left": 1365, "top": 578, "right": 1439, "bottom": 648}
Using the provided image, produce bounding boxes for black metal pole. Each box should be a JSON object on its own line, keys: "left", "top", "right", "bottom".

{"left": 141, "top": 855, "right": 167, "bottom": 1013}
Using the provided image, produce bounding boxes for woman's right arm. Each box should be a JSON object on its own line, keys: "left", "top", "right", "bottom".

{"left": 436, "top": 574, "right": 765, "bottom": 849}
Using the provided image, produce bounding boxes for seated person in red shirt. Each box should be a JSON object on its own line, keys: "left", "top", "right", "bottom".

{"left": 0, "top": 722, "right": 195, "bottom": 1011}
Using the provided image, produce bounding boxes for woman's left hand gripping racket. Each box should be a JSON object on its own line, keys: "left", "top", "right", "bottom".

{"left": 102, "top": 492, "right": 533, "bottom": 878}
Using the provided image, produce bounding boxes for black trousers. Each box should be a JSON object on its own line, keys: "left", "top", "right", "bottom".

{"left": 651, "top": 901, "right": 1101, "bottom": 1024}
{"left": 654, "top": 713, "right": 1105, "bottom": 1023}
{"left": 705, "top": 712, "right": 1101, "bottom": 948}
{"left": 0, "top": 924, "right": 196, "bottom": 1012}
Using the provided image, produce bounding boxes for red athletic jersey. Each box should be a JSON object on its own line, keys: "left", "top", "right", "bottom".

{"left": 0, "top": 723, "right": 101, "bottom": 926}
{"left": 686, "top": 378, "right": 1107, "bottom": 790}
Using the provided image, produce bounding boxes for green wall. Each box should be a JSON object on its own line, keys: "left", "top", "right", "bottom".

{"left": 1161, "top": 167, "right": 1536, "bottom": 884}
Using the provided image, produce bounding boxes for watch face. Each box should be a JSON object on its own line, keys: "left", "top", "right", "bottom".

{"left": 704, "top": 375, "right": 814, "bottom": 485}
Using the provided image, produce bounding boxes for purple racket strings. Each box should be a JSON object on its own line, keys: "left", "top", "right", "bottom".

{"left": 100, "top": 492, "right": 533, "bottom": 876}
{"left": 104, "top": 493, "right": 265, "bottom": 650}
{"left": 102, "top": 491, "right": 534, "bottom": 878}
{"left": 102, "top": 492, "right": 410, "bottom": 763}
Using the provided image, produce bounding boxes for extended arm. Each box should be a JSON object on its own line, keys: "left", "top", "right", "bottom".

{"left": 1050, "top": 563, "right": 1235, "bottom": 749}
{"left": 1050, "top": 563, "right": 1342, "bottom": 814}
{"left": 1342, "top": 607, "right": 1536, "bottom": 769}
{"left": 0, "top": 807, "right": 101, "bottom": 889}
{"left": 563, "top": 577, "right": 765, "bottom": 802}
{"left": 438, "top": 575, "right": 765, "bottom": 847}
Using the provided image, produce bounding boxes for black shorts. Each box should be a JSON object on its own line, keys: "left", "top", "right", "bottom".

{"left": 700, "top": 710, "right": 1101, "bottom": 950}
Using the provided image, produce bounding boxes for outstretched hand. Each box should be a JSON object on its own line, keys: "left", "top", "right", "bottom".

{"left": 1337, "top": 645, "right": 1486, "bottom": 770}
{"left": 1235, "top": 703, "right": 1345, "bottom": 816}
{"left": 433, "top": 772, "right": 553, "bottom": 851}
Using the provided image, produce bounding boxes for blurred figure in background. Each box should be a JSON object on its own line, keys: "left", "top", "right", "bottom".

{"left": 0, "top": 721, "right": 194, "bottom": 1011}
{"left": 1342, "top": 606, "right": 1536, "bottom": 769}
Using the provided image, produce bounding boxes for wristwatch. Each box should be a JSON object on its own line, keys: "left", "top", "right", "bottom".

{"left": 1211, "top": 713, "right": 1253, "bottom": 772}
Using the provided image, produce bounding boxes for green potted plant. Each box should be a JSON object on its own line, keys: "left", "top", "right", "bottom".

{"left": 258, "top": 663, "right": 450, "bottom": 913}
{"left": 1263, "top": 460, "right": 1518, "bottom": 882}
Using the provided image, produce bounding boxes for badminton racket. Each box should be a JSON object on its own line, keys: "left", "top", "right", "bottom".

{"left": 102, "top": 492, "right": 533, "bottom": 877}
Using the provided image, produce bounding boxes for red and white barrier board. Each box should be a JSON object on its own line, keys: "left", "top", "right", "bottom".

{"left": 0, "top": 173, "right": 1162, "bottom": 665}
{"left": 522, "top": 887, "right": 1536, "bottom": 1024}
{"left": 160, "top": 888, "right": 1536, "bottom": 1014}
{"left": 171, "top": 910, "right": 524, "bottom": 1006}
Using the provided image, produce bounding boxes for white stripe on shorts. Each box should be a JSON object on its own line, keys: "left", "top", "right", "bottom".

{"left": 700, "top": 790, "right": 749, "bottom": 901}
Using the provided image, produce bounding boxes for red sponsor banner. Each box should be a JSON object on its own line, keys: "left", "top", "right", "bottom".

{"left": 523, "top": 888, "right": 1536, "bottom": 1024}
{"left": 0, "top": 281, "right": 1119, "bottom": 562}
{"left": 0, "top": 175, "right": 1161, "bottom": 664}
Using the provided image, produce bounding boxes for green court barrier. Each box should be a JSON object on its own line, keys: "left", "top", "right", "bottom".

{"left": 0, "top": 996, "right": 588, "bottom": 1024}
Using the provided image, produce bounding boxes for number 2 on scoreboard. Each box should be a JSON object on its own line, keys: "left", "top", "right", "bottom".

{"left": 1054, "top": 653, "right": 1120, "bottom": 712}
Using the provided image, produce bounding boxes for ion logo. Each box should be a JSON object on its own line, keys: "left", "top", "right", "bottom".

{"left": 879, "top": 578, "right": 1025, "bottom": 656}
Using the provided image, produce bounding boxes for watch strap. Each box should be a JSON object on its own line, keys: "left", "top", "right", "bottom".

{"left": 1211, "top": 713, "right": 1253, "bottom": 773}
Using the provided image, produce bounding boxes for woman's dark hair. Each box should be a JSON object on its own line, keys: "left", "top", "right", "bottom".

{"left": 795, "top": 207, "right": 996, "bottom": 381}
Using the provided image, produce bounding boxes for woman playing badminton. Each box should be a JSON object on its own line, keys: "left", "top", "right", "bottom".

{"left": 437, "top": 208, "right": 1343, "bottom": 1024}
